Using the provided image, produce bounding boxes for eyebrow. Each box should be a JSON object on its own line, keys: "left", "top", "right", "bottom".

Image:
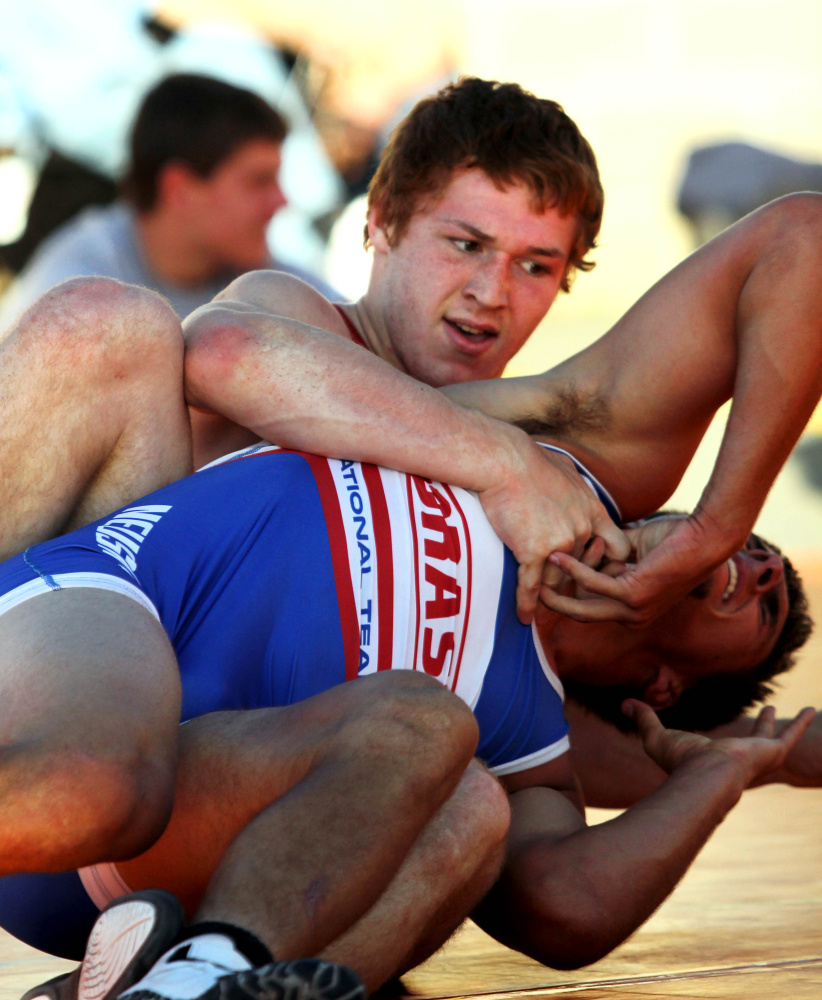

{"left": 442, "top": 219, "right": 568, "bottom": 259}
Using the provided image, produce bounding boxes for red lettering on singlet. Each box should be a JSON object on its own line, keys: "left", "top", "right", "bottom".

{"left": 424, "top": 563, "right": 461, "bottom": 618}
{"left": 422, "top": 629, "right": 455, "bottom": 676}
{"left": 406, "top": 476, "right": 473, "bottom": 690}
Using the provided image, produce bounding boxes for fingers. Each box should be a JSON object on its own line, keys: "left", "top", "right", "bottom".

{"left": 622, "top": 699, "right": 661, "bottom": 740}
{"left": 548, "top": 551, "right": 631, "bottom": 600}
{"left": 540, "top": 589, "right": 638, "bottom": 624}
{"left": 581, "top": 536, "right": 606, "bottom": 569}
{"left": 597, "top": 518, "right": 631, "bottom": 561}
{"left": 516, "top": 561, "right": 541, "bottom": 624}
{"left": 751, "top": 704, "right": 776, "bottom": 738}
{"left": 777, "top": 706, "right": 817, "bottom": 751}
{"left": 543, "top": 557, "right": 567, "bottom": 593}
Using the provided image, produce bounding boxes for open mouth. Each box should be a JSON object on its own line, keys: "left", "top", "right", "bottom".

{"left": 721, "top": 557, "right": 739, "bottom": 603}
{"left": 444, "top": 318, "right": 498, "bottom": 347}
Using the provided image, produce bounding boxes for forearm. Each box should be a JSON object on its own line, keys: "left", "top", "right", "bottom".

{"left": 693, "top": 195, "right": 822, "bottom": 548}
{"left": 184, "top": 304, "right": 540, "bottom": 491}
{"left": 481, "top": 758, "right": 745, "bottom": 969}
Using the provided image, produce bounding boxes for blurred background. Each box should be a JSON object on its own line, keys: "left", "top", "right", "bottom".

{"left": 1, "top": 0, "right": 821, "bottom": 549}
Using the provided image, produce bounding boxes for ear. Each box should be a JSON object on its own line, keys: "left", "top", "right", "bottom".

{"left": 366, "top": 203, "right": 391, "bottom": 253}
{"left": 642, "top": 666, "right": 684, "bottom": 710}
{"left": 155, "top": 161, "right": 200, "bottom": 210}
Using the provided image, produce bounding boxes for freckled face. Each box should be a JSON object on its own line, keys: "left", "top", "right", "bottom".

{"left": 367, "top": 168, "right": 579, "bottom": 387}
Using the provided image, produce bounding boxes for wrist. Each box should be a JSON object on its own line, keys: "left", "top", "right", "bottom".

{"left": 690, "top": 501, "right": 753, "bottom": 558}
{"left": 671, "top": 749, "right": 748, "bottom": 810}
{"left": 466, "top": 414, "right": 534, "bottom": 495}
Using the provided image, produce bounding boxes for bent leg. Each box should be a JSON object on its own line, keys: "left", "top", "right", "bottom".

{"left": 0, "top": 277, "right": 192, "bottom": 559}
{"left": 116, "top": 672, "right": 482, "bottom": 981}
{"left": 0, "top": 588, "right": 181, "bottom": 874}
{"left": 320, "top": 760, "right": 510, "bottom": 991}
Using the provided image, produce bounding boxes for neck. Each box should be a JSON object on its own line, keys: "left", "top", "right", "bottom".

{"left": 135, "top": 209, "right": 220, "bottom": 287}
{"left": 541, "top": 616, "right": 661, "bottom": 685}
{"left": 341, "top": 298, "right": 399, "bottom": 368}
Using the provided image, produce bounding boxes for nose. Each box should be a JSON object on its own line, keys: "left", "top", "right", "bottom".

{"left": 748, "top": 548, "right": 784, "bottom": 593}
{"left": 270, "top": 180, "right": 287, "bottom": 215}
{"left": 263, "top": 179, "right": 287, "bottom": 219}
{"left": 465, "top": 256, "right": 509, "bottom": 309}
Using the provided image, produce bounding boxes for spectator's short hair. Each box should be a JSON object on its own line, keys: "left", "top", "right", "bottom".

{"left": 366, "top": 77, "right": 603, "bottom": 292}
{"left": 123, "top": 73, "right": 287, "bottom": 212}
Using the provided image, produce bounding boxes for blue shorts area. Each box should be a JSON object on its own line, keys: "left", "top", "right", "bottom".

{"left": 0, "top": 871, "right": 98, "bottom": 959}
{"left": 0, "top": 450, "right": 568, "bottom": 957}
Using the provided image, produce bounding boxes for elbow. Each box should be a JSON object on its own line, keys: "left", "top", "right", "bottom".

{"left": 183, "top": 311, "right": 260, "bottom": 410}
{"left": 212, "top": 270, "right": 281, "bottom": 304}
{"left": 524, "top": 911, "right": 621, "bottom": 971}
{"left": 504, "top": 874, "right": 628, "bottom": 971}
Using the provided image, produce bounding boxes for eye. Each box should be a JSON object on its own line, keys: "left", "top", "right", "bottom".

{"left": 450, "top": 238, "right": 482, "bottom": 253}
{"left": 759, "top": 590, "right": 780, "bottom": 631}
{"left": 521, "top": 259, "right": 550, "bottom": 277}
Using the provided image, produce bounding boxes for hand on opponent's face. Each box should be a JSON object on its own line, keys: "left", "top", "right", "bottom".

{"left": 540, "top": 512, "right": 736, "bottom": 628}
{"left": 476, "top": 439, "right": 629, "bottom": 625}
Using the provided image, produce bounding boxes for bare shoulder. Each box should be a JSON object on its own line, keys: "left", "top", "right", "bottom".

{"left": 214, "top": 269, "right": 350, "bottom": 338}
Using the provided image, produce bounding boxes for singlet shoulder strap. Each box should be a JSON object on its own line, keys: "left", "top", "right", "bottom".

{"left": 535, "top": 442, "right": 622, "bottom": 525}
{"left": 333, "top": 304, "right": 369, "bottom": 350}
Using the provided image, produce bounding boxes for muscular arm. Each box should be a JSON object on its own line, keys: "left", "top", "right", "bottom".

{"left": 448, "top": 194, "right": 822, "bottom": 623}
{"left": 473, "top": 702, "right": 814, "bottom": 968}
{"left": 183, "top": 271, "right": 628, "bottom": 622}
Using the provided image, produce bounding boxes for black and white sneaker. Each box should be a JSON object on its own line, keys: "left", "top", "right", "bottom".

{"left": 21, "top": 890, "right": 185, "bottom": 1000}
{"left": 123, "top": 958, "right": 366, "bottom": 1000}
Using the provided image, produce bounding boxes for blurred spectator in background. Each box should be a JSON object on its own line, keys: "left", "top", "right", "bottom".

{"left": 677, "top": 140, "right": 822, "bottom": 245}
{"left": 0, "top": 74, "right": 337, "bottom": 327}
{"left": 0, "top": 3, "right": 344, "bottom": 291}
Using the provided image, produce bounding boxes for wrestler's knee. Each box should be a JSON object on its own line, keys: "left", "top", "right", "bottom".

{"left": 456, "top": 760, "right": 510, "bottom": 867}
{"left": 337, "top": 672, "right": 479, "bottom": 796}
{"left": 0, "top": 592, "right": 181, "bottom": 869}
{"left": 350, "top": 670, "right": 478, "bottom": 761}
{"left": 8, "top": 277, "right": 183, "bottom": 383}
{"left": 0, "top": 718, "right": 177, "bottom": 871}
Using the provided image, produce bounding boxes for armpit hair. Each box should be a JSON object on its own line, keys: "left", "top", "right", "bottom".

{"left": 512, "top": 385, "right": 611, "bottom": 439}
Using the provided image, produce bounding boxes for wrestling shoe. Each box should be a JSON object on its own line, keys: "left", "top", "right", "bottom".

{"left": 20, "top": 890, "right": 185, "bottom": 1000}
{"left": 122, "top": 957, "right": 366, "bottom": 1000}
{"left": 117, "top": 922, "right": 366, "bottom": 1000}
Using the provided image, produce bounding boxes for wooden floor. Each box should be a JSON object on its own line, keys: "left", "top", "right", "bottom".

{"left": 2, "top": 563, "right": 822, "bottom": 1000}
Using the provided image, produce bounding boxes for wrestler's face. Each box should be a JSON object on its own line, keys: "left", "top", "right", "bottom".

{"left": 183, "top": 138, "right": 286, "bottom": 273}
{"left": 366, "top": 168, "right": 578, "bottom": 387}
{"left": 660, "top": 534, "right": 789, "bottom": 678}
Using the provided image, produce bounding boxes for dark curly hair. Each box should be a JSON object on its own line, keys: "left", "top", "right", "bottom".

{"left": 366, "top": 77, "right": 603, "bottom": 292}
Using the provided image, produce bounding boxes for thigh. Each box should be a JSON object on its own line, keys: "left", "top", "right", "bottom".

{"left": 0, "top": 586, "right": 182, "bottom": 873}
